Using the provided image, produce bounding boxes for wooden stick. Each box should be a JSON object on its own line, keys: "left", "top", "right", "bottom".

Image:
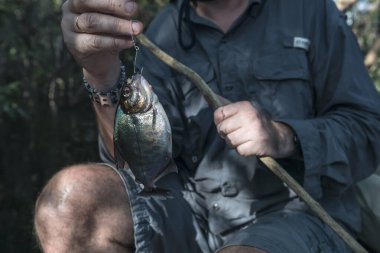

{"left": 137, "top": 34, "right": 225, "bottom": 110}
{"left": 259, "top": 157, "right": 368, "bottom": 253}
{"left": 136, "top": 33, "right": 368, "bottom": 253}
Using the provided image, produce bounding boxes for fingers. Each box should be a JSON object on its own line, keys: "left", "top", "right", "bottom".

{"left": 213, "top": 101, "right": 274, "bottom": 157}
{"left": 213, "top": 101, "right": 291, "bottom": 158}
{"left": 60, "top": 0, "right": 142, "bottom": 89}
{"left": 235, "top": 141, "right": 259, "bottom": 157}
{"left": 214, "top": 104, "right": 238, "bottom": 125}
{"left": 214, "top": 101, "right": 257, "bottom": 127}
{"left": 68, "top": 12, "right": 143, "bottom": 36}
{"left": 61, "top": 0, "right": 143, "bottom": 54}
{"left": 65, "top": 32, "right": 134, "bottom": 54}
{"left": 222, "top": 126, "right": 269, "bottom": 157}
{"left": 215, "top": 103, "right": 242, "bottom": 138}
{"left": 67, "top": 0, "right": 138, "bottom": 19}
{"left": 216, "top": 115, "right": 242, "bottom": 138}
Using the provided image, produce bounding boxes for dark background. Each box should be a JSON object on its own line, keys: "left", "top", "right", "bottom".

{"left": 0, "top": 0, "right": 378, "bottom": 252}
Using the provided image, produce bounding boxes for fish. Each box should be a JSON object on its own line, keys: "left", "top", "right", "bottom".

{"left": 113, "top": 73, "right": 174, "bottom": 193}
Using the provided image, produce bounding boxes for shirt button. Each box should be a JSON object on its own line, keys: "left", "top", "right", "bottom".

{"left": 212, "top": 202, "right": 220, "bottom": 211}
{"left": 191, "top": 155, "right": 198, "bottom": 163}
{"left": 221, "top": 181, "right": 239, "bottom": 197}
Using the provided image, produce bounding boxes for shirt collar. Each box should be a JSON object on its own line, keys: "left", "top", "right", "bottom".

{"left": 248, "top": 0, "right": 263, "bottom": 17}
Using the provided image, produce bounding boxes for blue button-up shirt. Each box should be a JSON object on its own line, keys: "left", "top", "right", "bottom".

{"left": 101, "top": 0, "right": 380, "bottom": 235}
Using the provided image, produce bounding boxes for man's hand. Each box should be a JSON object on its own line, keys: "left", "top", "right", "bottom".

{"left": 214, "top": 101, "right": 297, "bottom": 158}
{"left": 60, "top": 0, "right": 143, "bottom": 156}
{"left": 61, "top": 0, "right": 143, "bottom": 89}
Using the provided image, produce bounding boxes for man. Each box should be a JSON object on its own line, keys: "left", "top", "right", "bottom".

{"left": 34, "top": 0, "right": 380, "bottom": 252}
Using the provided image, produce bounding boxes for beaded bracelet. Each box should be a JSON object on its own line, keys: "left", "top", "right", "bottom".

{"left": 83, "top": 64, "right": 126, "bottom": 106}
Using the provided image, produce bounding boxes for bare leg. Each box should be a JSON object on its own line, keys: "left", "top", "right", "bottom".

{"left": 34, "top": 163, "right": 134, "bottom": 253}
{"left": 218, "top": 246, "right": 267, "bottom": 253}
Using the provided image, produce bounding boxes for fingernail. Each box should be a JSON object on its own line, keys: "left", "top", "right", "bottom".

{"left": 132, "top": 22, "right": 142, "bottom": 34}
{"left": 125, "top": 1, "right": 135, "bottom": 12}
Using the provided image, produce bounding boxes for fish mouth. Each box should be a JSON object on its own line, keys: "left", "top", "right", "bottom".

{"left": 120, "top": 74, "right": 153, "bottom": 114}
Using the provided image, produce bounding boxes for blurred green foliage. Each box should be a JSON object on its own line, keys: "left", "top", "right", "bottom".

{"left": 0, "top": 1, "right": 167, "bottom": 252}
{"left": 0, "top": 0, "right": 378, "bottom": 252}
{"left": 353, "top": 0, "right": 380, "bottom": 90}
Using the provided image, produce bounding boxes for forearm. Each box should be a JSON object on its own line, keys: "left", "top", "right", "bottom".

{"left": 93, "top": 102, "right": 117, "bottom": 159}
{"left": 84, "top": 64, "right": 120, "bottom": 160}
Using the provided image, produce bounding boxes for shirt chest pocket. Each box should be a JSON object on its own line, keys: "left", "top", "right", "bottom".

{"left": 249, "top": 50, "right": 314, "bottom": 119}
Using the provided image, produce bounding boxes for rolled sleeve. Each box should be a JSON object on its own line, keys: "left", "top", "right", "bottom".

{"left": 279, "top": 119, "right": 324, "bottom": 198}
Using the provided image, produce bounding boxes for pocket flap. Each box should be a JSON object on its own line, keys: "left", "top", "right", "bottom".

{"left": 253, "top": 51, "right": 310, "bottom": 81}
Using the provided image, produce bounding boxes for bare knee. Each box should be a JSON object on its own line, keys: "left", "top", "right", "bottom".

{"left": 218, "top": 246, "right": 267, "bottom": 253}
{"left": 34, "top": 163, "right": 134, "bottom": 253}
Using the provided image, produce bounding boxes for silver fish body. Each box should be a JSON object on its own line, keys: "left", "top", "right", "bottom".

{"left": 114, "top": 74, "right": 172, "bottom": 189}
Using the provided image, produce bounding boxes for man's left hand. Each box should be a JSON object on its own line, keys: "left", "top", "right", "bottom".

{"left": 214, "top": 101, "right": 297, "bottom": 158}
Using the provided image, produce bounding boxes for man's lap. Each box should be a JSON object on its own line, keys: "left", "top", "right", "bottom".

{"left": 105, "top": 164, "right": 352, "bottom": 253}
{"left": 219, "top": 210, "right": 352, "bottom": 253}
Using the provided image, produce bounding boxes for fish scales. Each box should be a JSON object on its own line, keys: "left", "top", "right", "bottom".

{"left": 114, "top": 74, "right": 172, "bottom": 189}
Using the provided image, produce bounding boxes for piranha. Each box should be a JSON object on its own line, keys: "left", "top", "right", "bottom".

{"left": 113, "top": 74, "right": 175, "bottom": 192}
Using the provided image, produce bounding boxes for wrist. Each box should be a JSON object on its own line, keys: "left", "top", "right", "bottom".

{"left": 273, "top": 122, "right": 299, "bottom": 158}
{"left": 83, "top": 63, "right": 126, "bottom": 106}
{"left": 83, "top": 59, "right": 121, "bottom": 90}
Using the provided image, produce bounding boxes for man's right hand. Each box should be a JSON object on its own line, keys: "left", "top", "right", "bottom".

{"left": 61, "top": 0, "right": 143, "bottom": 89}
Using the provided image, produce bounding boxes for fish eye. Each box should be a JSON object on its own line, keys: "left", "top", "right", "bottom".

{"left": 122, "top": 86, "right": 132, "bottom": 96}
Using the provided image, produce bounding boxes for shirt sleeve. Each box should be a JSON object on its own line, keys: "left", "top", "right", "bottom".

{"left": 281, "top": 0, "right": 380, "bottom": 198}
{"left": 98, "top": 135, "right": 114, "bottom": 164}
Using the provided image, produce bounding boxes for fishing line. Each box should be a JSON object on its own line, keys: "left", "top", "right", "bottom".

{"left": 130, "top": 20, "right": 140, "bottom": 74}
